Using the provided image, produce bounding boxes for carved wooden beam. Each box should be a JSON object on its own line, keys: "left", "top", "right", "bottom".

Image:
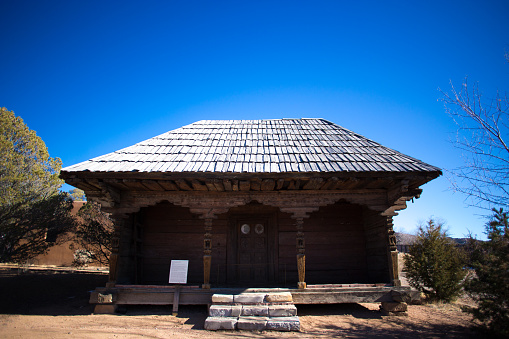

{"left": 382, "top": 187, "right": 423, "bottom": 217}
{"left": 98, "top": 190, "right": 390, "bottom": 218}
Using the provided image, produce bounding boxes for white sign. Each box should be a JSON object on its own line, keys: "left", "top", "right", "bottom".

{"left": 169, "top": 260, "right": 189, "bottom": 284}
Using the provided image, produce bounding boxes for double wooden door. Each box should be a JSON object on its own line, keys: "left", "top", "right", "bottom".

{"left": 228, "top": 215, "right": 275, "bottom": 286}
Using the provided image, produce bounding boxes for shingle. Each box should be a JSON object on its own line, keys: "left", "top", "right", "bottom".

{"left": 62, "top": 118, "right": 441, "bottom": 175}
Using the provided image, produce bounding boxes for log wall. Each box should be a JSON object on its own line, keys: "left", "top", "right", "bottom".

{"left": 363, "top": 208, "right": 390, "bottom": 283}
{"left": 120, "top": 200, "right": 389, "bottom": 286}
{"left": 303, "top": 202, "right": 368, "bottom": 284}
{"left": 140, "top": 202, "right": 204, "bottom": 284}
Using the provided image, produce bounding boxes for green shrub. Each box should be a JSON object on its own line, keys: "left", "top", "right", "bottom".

{"left": 404, "top": 218, "right": 466, "bottom": 302}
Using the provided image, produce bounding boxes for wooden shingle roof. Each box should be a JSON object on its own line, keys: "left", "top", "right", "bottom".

{"left": 62, "top": 119, "right": 441, "bottom": 175}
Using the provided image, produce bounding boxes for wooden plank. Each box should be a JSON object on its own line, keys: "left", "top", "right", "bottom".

{"left": 69, "top": 179, "right": 99, "bottom": 192}
{"left": 302, "top": 177, "right": 323, "bottom": 190}
{"left": 307, "top": 257, "right": 368, "bottom": 269}
{"left": 191, "top": 179, "right": 208, "bottom": 191}
{"left": 250, "top": 178, "right": 261, "bottom": 191}
{"left": 80, "top": 178, "right": 103, "bottom": 191}
{"left": 239, "top": 180, "right": 251, "bottom": 191}
{"left": 330, "top": 178, "right": 347, "bottom": 190}
{"left": 213, "top": 179, "right": 225, "bottom": 191}
{"left": 261, "top": 179, "right": 275, "bottom": 191}
{"left": 175, "top": 179, "right": 193, "bottom": 191}
{"left": 287, "top": 180, "right": 301, "bottom": 190}
{"left": 103, "top": 178, "right": 131, "bottom": 191}
{"left": 276, "top": 179, "right": 285, "bottom": 190}
{"left": 141, "top": 180, "right": 165, "bottom": 191}
{"left": 157, "top": 180, "right": 179, "bottom": 191}
{"left": 94, "top": 286, "right": 411, "bottom": 305}
{"left": 291, "top": 290, "right": 394, "bottom": 304}
{"left": 123, "top": 179, "right": 147, "bottom": 190}
{"left": 319, "top": 177, "right": 339, "bottom": 190}
{"left": 144, "top": 234, "right": 203, "bottom": 248}
{"left": 343, "top": 178, "right": 360, "bottom": 189}
{"left": 142, "top": 261, "right": 202, "bottom": 284}
{"left": 222, "top": 179, "right": 232, "bottom": 191}
{"left": 205, "top": 180, "right": 217, "bottom": 191}
{"left": 172, "top": 285, "right": 181, "bottom": 315}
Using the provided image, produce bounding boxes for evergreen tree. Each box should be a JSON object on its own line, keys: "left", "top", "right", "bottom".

{"left": 69, "top": 188, "right": 86, "bottom": 201}
{"left": 465, "top": 208, "right": 509, "bottom": 336}
{"left": 404, "top": 218, "right": 466, "bottom": 302}
{"left": 0, "top": 107, "right": 76, "bottom": 263}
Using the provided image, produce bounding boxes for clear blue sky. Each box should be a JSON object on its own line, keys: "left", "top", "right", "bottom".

{"left": 1, "top": 0, "right": 508, "bottom": 239}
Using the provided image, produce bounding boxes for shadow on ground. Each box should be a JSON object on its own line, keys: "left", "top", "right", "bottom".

{"left": 0, "top": 267, "right": 108, "bottom": 315}
{"left": 123, "top": 304, "right": 209, "bottom": 329}
{"left": 0, "top": 267, "right": 478, "bottom": 338}
{"left": 298, "top": 303, "right": 382, "bottom": 319}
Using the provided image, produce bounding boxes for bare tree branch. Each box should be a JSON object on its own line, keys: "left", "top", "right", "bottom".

{"left": 440, "top": 73, "right": 509, "bottom": 209}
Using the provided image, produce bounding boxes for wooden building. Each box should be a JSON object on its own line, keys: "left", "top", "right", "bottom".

{"left": 60, "top": 119, "right": 440, "bottom": 310}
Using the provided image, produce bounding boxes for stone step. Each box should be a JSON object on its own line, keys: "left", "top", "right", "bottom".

{"left": 211, "top": 292, "right": 293, "bottom": 304}
{"left": 209, "top": 304, "right": 297, "bottom": 317}
{"left": 204, "top": 316, "right": 300, "bottom": 332}
{"left": 205, "top": 293, "right": 300, "bottom": 331}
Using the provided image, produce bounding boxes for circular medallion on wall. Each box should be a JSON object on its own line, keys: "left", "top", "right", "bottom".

{"left": 255, "top": 223, "right": 264, "bottom": 234}
{"left": 241, "top": 224, "right": 250, "bottom": 234}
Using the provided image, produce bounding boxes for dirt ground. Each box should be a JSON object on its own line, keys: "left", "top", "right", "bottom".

{"left": 0, "top": 265, "right": 479, "bottom": 338}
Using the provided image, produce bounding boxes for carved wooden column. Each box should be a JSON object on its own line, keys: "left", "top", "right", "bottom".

{"left": 387, "top": 216, "right": 401, "bottom": 286}
{"left": 202, "top": 218, "right": 213, "bottom": 289}
{"left": 282, "top": 207, "right": 317, "bottom": 290}
{"left": 296, "top": 217, "right": 306, "bottom": 289}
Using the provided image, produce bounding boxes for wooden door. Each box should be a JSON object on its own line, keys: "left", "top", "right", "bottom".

{"left": 237, "top": 218, "right": 269, "bottom": 285}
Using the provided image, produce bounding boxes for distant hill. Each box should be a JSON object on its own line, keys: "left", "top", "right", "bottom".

{"left": 396, "top": 232, "right": 471, "bottom": 246}
{"left": 395, "top": 232, "right": 468, "bottom": 253}
{"left": 395, "top": 232, "right": 418, "bottom": 245}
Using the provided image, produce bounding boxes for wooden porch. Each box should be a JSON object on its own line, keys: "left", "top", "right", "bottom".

{"left": 90, "top": 283, "right": 421, "bottom": 309}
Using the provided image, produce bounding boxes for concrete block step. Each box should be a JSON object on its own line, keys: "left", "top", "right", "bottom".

{"left": 208, "top": 304, "right": 297, "bottom": 317}
{"left": 211, "top": 292, "right": 293, "bottom": 305}
{"left": 237, "top": 316, "right": 268, "bottom": 331}
{"left": 204, "top": 317, "right": 237, "bottom": 330}
{"left": 269, "top": 304, "right": 297, "bottom": 317}
{"left": 266, "top": 316, "right": 300, "bottom": 331}
{"left": 205, "top": 316, "right": 300, "bottom": 332}
{"left": 206, "top": 293, "right": 300, "bottom": 332}
{"left": 209, "top": 305, "right": 242, "bottom": 317}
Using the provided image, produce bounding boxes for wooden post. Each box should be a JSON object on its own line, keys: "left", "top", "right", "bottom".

{"left": 202, "top": 218, "right": 213, "bottom": 289}
{"left": 387, "top": 216, "right": 401, "bottom": 286}
{"left": 296, "top": 217, "right": 306, "bottom": 289}
{"left": 107, "top": 215, "right": 123, "bottom": 288}
{"left": 172, "top": 285, "right": 181, "bottom": 316}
